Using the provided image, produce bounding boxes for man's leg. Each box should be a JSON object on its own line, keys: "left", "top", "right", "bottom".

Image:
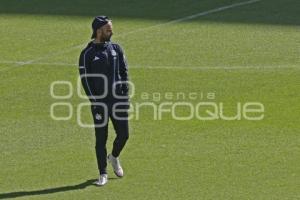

{"left": 107, "top": 103, "right": 129, "bottom": 177}
{"left": 110, "top": 102, "right": 129, "bottom": 157}
{"left": 91, "top": 105, "right": 109, "bottom": 175}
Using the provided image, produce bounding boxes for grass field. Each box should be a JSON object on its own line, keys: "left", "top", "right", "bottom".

{"left": 0, "top": 0, "right": 300, "bottom": 199}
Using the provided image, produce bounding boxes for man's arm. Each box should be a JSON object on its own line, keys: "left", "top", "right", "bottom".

{"left": 116, "top": 44, "right": 129, "bottom": 95}
{"left": 79, "top": 48, "right": 97, "bottom": 103}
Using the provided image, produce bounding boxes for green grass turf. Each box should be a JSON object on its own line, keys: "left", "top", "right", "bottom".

{"left": 0, "top": 0, "right": 300, "bottom": 199}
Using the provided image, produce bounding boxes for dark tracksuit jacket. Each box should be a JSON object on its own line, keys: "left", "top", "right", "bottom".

{"left": 78, "top": 41, "right": 129, "bottom": 175}
{"left": 79, "top": 41, "right": 129, "bottom": 102}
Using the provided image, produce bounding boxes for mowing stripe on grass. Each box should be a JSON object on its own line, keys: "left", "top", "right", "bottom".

{"left": 1, "top": 61, "right": 299, "bottom": 71}
{"left": 0, "top": 0, "right": 262, "bottom": 72}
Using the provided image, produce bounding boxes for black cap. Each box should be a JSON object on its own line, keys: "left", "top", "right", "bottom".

{"left": 91, "top": 16, "right": 111, "bottom": 39}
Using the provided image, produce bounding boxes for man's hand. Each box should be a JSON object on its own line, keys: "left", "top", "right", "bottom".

{"left": 121, "top": 83, "right": 129, "bottom": 96}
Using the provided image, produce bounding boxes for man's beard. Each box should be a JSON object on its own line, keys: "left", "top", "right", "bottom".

{"left": 102, "top": 33, "right": 113, "bottom": 42}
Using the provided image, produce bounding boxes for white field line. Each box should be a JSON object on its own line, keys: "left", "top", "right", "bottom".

{"left": 131, "top": 65, "right": 299, "bottom": 70}
{"left": 108, "top": 0, "right": 262, "bottom": 38}
{"left": 121, "top": 0, "right": 261, "bottom": 32}
{"left": 0, "top": 0, "right": 262, "bottom": 71}
{"left": 0, "top": 61, "right": 298, "bottom": 70}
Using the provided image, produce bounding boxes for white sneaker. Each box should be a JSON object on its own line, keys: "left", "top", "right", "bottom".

{"left": 108, "top": 154, "right": 124, "bottom": 177}
{"left": 94, "top": 174, "right": 108, "bottom": 186}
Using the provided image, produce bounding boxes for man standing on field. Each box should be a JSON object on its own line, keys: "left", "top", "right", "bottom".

{"left": 78, "top": 16, "right": 130, "bottom": 186}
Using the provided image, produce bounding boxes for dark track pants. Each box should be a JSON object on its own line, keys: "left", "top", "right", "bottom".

{"left": 91, "top": 101, "right": 129, "bottom": 175}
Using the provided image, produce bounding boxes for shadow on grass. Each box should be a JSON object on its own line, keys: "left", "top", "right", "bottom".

{"left": 0, "top": 0, "right": 299, "bottom": 26}
{"left": 0, "top": 178, "right": 118, "bottom": 199}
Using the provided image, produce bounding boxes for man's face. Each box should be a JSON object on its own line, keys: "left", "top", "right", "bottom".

{"left": 97, "top": 21, "right": 113, "bottom": 42}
